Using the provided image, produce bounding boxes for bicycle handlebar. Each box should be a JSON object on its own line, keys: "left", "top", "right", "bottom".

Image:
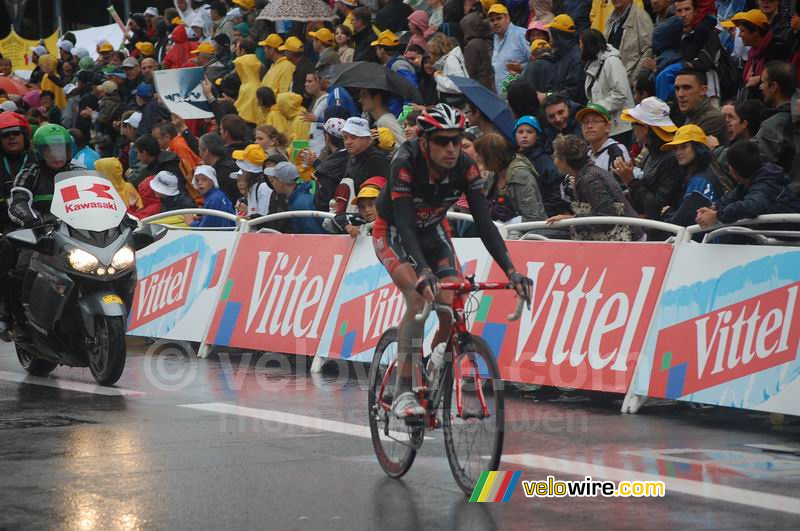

{"left": 414, "top": 295, "right": 525, "bottom": 323}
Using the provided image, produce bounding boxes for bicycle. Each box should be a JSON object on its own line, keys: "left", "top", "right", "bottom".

{"left": 367, "top": 275, "right": 525, "bottom": 495}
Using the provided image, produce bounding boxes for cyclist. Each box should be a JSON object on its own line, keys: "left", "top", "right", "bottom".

{"left": 372, "top": 104, "right": 533, "bottom": 419}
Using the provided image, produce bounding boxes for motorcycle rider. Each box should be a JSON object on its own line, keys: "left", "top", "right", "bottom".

{"left": 0, "top": 112, "right": 34, "bottom": 338}
{"left": 6, "top": 124, "right": 81, "bottom": 339}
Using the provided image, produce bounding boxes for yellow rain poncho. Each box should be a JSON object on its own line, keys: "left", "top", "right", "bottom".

{"left": 277, "top": 92, "right": 309, "bottom": 143}
{"left": 234, "top": 54, "right": 264, "bottom": 125}
{"left": 95, "top": 157, "right": 143, "bottom": 210}
{"left": 38, "top": 54, "right": 66, "bottom": 110}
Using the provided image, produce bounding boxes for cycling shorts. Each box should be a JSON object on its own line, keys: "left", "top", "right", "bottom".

{"left": 372, "top": 217, "right": 460, "bottom": 279}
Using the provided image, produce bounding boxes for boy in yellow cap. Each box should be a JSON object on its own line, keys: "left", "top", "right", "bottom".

{"left": 260, "top": 34, "right": 294, "bottom": 95}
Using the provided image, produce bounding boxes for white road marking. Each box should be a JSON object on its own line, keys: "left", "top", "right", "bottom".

{"left": 178, "top": 402, "right": 433, "bottom": 440}
{"left": 0, "top": 370, "right": 144, "bottom": 397}
{"left": 501, "top": 453, "right": 800, "bottom": 515}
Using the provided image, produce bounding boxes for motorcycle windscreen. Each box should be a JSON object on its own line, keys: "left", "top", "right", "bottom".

{"left": 50, "top": 171, "right": 127, "bottom": 232}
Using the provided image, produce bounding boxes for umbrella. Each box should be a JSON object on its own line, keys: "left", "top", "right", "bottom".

{"left": 256, "top": 0, "right": 336, "bottom": 22}
{"left": 323, "top": 62, "right": 422, "bottom": 103}
{"left": 0, "top": 76, "right": 29, "bottom": 96}
{"left": 449, "top": 76, "right": 516, "bottom": 144}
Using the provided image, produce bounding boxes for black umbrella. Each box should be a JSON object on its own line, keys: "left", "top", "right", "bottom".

{"left": 322, "top": 61, "right": 422, "bottom": 103}
{"left": 449, "top": 76, "right": 516, "bottom": 144}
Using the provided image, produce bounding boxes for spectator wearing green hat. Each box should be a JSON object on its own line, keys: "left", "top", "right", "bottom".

{"left": 576, "top": 102, "right": 630, "bottom": 174}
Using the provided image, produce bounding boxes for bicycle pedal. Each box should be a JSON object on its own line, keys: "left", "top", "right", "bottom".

{"left": 403, "top": 414, "right": 426, "bottom": 427}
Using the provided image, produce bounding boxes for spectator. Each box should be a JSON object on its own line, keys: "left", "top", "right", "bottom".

{"left": 339, "top": 117, "right": 389, "bottom": 211}
{"left": 542, "top": 93, "right": 582, "bottom": 153}
{"left": 375, "top": 0, "right": 413, "bottom": 33}
{"left": 648, "top": 15, "right": 684, "bottom": 102}
{"left": 548, "top": 134, "right": 645, "bottom": 240}
{"left": 506, "top": 80, "right": 540, "bottom": 120}
{"left": 488, "top": 3, "right": 529, "bottom": 94}
{"left": 675, "top": 68, "right": 728, "bottom": 144}
{"left": 277, "top": 92, "right": 310, "bottom": 142}
{"left": 39, "top": 91, "right": 62, "bottom": 126}
{"left": 759, "top": 0, "right": 792, "bottom": 50}
{"left": 309, "top": 28, "right": 341, "bottom": 70}
{"left": 402, "top": 109, "right": 421, "bottom": 141}
{"left": 332, "top": 176, "right": 385, "bottom": 236}
{"left": 675, "top": 0, "right": 722, "bottom": 99}
{"left": 602, "top": 0, "right": 653, "bottom": 85}
{"left": 135, "top": 83, "right": 169, "bottom": 135}
{"left": 220, "top": 114, "right": 250, "bottom": 156}
{"left": 305, "top": 73, "right": 329, "bottom": 124}
{"left": 580, "top": 28, "right": 635, "bottom": 144}
{"left": 373, "top": 30, "right": 419, "bottom": 88}
{"left": 94, "top": 81, "right": 123, "bottom": 157}
{"left": 696, "top": 140, "right": 800, "bottom": 228}
{"left": 334, "top": 24, "right": 355, "bottom": 63}
{"left": 148, "top": 170, "right": 195, "bottom": 227}
{"left": 132, "top": 134, "right": 184, "bottom": 189}
{"left": 615, "top": 97, "right": 684, "bottom": 231}
{"left": 722, "top": 9, "right": 789, "bottom": 101}
{"left": 352, "top": 7, "right": 380, "bottom": 62}
{"left": 515, "top": 116, "right": 569, "bottom": 217}
{"left": 474, "top": 132, "right": 547, "bottom": 224}
{"left": 140, "top": 57, "right": 159, "bottom": 84}
{"left": 309, "top": 118, "right": 350, "bottom": 212}
{"left": 754, "top": 61, "right": 798, "bottom": 175}
{"left": 131, "top": 175, "right": 162, "bottom": 219}
{"left": 428, "top": 0, "right": 445, "bottom": 30}
{"left": 265, "top": 161, "right": 325, "bottom": 234}
{"left": 465, "top": 101, "right": 500, "bottom": 136}
{"left": 260, "top": 34, "right": 293, "bottom": 96}
{"left": 660, "top": 124, "right": 731, "bottom": 225}
{"left": 713, "top": 99, "right": 766, "bottom": 175}
{"left": 577, "top": 103, "right": 631, "bottom": 173}
{"left": 359, "top": 89, "right": 404, "bottom": 145}
{"left": 427, "top": 33, "right": 468, "bottom": 103}
{"left": 282, "top": 37, "right": 315, "bottom": 100}
{"left": 590, "top": 0, "right": 644, "bottom": 33}
{"left": 121, "top": 56, "right": 142, "bottom": 97}
{"left": 545, "top": 14, "right": 586, "bottom": 104}
{"left": 199, "top": 132, "right": 240, "bottom": 202}
{"left": 185, "top": 165, "right": 236, "bottom": 228}
{"left": 460, "top": 11, "right": 496, "bottom": 92}
{"left": 406, "top": 10, "right": 434, "bottom": 52}
{"left": 69, "top": 128, "right": 100, "bottom": 170}
{"left": 232, "top": 143, "right": 271, "bottom": 218}
{"left": 163, "top": 25, "right": 198, "bottom": 69}
{"left": 95, "top": 157, "right": 141, "bottom": 211}
{"left": 256, "top": 86, "right": 289, "bottom": 131}
{"left": 519, "top": 37, "right": 555, "bottom": 97}
{"left": 152, "top": 120, "right": 202, "bottom": 202}
{"left": 255, "top": 125, "right": 290, "bottom": 159}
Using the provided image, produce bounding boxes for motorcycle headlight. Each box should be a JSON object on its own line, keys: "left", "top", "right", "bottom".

{"left": 66, "top": 248, "right": 99, "bottom": 273}
{"left": 111, "top": 246, "right": 135, "bottom": 271}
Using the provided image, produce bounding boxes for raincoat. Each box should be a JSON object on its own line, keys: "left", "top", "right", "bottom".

{"left": 234, "top": 54, "right": 264, "bottom": 125}
{"left": 38, "top": 55, "right": 66, "bottom": 110}
{"left": 163, "top": 26, "right": 198, "bottom": 70}
{"left": 262, "top": 56, "right": 295, "bottom": 96}
{"left": 95, "top": 157, "right": 142, "bottom": 211}
{"left": 132, "top": 175, "right": 162, "bottom": 219}
{"left": 277, "top": 92, "right": 309, "bottom": 143}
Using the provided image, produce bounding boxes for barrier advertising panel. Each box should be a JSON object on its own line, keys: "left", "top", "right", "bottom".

{"left": 631, "top": 244, "right": 800, "bottom": 416}
{"left": 475, "top": 241, "right": 673, "bottom": 392}
{"left": 128, "top": 231, "right": 234, "bottom": 341}
{"left": 206, "top": 234, "right": 354, "bottom": 354}
{"left": 314, "top": 238, "right": 493, "bottom": 362}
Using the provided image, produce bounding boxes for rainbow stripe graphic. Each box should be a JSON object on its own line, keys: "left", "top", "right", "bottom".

{"left": 469, "top": 471, "right": 521, "bottom": 502}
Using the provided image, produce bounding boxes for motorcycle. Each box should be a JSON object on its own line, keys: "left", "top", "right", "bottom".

{"left": 7, "top": 170, "right": 166, "bottom": 385}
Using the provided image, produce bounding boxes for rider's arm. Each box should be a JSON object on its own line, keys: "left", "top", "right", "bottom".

{"left": 390, "top": 166, "right": 431, "bottom": 273}
{"left": 463, "top": 164, "right": 515, "bottom": 275}
{"left": 8, "top": 164, "right": 39, "bottom": 226}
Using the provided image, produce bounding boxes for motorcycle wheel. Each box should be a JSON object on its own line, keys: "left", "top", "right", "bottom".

{"left": 16, "top": 343, "right": 58, "bottom": 376}
{"left": 88, "top": 316, "right": 126, "bottom": 386}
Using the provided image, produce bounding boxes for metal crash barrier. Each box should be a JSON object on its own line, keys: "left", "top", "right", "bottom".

{"left": 129, "top": 210, "right": 800, "bottom": 419}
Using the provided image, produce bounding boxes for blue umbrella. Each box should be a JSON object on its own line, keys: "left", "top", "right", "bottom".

{"left": 449, "top": 76, "right": 516, "bottom": 144}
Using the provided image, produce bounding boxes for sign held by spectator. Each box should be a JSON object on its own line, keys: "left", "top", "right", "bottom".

{"left": 153, "top": 67, "right": 213, "bottom": 120}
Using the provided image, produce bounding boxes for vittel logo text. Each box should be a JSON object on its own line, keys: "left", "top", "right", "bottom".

{"left": 130, "top": 252, "right": 197, "bottom": 328}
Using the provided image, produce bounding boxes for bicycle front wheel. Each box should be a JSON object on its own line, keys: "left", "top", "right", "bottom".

{"left": 442, "top": 334, "right": 505, "bottom": 495}
{"left": 368, "top": 327, "right": 419, "bottom": 478}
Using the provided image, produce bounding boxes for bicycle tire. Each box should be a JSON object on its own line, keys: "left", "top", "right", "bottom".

{"left": 368, "top": 327, "right": 418, "bottom": 478}
{"left": 442, "top": 334, "right": 505, "bottom": 495}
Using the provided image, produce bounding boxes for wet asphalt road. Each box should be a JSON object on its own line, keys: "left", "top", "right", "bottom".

{"left": 1, "top": 338, "right": 800, "bottom": 530}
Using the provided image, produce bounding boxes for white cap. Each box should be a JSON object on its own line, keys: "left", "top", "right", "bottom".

{"left": 31, "top": 45, "right": 48, "bottom": 56}
{"left": 144, "top": 7, "right": 159, "bottom": 16}
{"left": 622, "top": 97, "right": 677, "bottom": 130}
{"left": 150, "top": 171, "right": 180, "bottom": 196}
{"left": 0, "top": 101, "right": 18, "bottom": 112}
{"left": 123, "top": 111, "right": 142, "bottom": 129}
{"left": 63, "top": 83, "right": 77, "bottom": 96}
{"left": 341, "top": 117, "right": 371, "bottom": 138}
{"left": 229, "top": 170, "right": 243, "bottom": 179}
{"left": 324, "top": 118, "right": 345, "bottom": 138}
{"left": 59, "top": 40, "right": 73, "bottom": 52}
{"left": 73, "top": 47, "right": 89, "bottom": 59}
{"left": 193, "top": 165, "right": 219, "bottom": 189}
{"left": 122, "top": 56, "right": 139, "bottom": 69}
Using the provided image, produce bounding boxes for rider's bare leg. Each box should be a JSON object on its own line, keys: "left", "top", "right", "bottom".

{"left": 390, "top": 263, "right": 426, "bottom": 393}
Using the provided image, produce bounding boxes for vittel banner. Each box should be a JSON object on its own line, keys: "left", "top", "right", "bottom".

{"left": 206, "top": 234, "right": 354, "bottom": 354}
{"left": 128, "top": 231, "right": 232, "bottom": 341}
{"left": 475, "top": 241, "right": 674, "bottom": 393}
{"left": 631, "top": 245, "right": 800, "bottom": 416}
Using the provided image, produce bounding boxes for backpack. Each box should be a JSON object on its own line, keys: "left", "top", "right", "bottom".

{"left": 715, "top": 47, "right": 740, "bottom": 102}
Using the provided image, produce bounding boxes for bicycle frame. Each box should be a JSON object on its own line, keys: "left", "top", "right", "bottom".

{"left": 376, "top": 276, "right": 522, "bottom": 430}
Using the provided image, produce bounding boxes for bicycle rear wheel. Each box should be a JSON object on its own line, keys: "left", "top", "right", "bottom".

{"left": 442, "top": 334, "right": 504, "bottom": 495}
{"left": 368, "top": 327, "right": 420, "bottom": 478}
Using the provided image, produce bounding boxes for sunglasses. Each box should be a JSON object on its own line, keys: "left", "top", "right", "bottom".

{"left": 428, "top": 134, "right": 463, "bottom": 147}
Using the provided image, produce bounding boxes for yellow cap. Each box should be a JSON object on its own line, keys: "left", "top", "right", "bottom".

{"left": 661, "top": 124, "right": 708, "bottom": 151}
{"left": 376, "top": 127, "right": 396, "bottom": 151}
{"left": 546, "top": 14, "right": 576, "bottom": 33}
{"left": 233, "top": 0, "right": 256, "bottom": 9}
{"left": 135, "top": 41, "right": 155, "bottom": 56}
{"left": 259, "top": 33, "right": 284, "bottom": 49}
{"left": 487, "top": 4, "right": 509, "bottom": 16}
{"left": 278, "top": 36, "right": 304, "bottom": 53}
{"left": 530, "top": 39, "right": 550, "bottom": 53}
{"left": 720, "top": 9, "right": 769, "bottom": 29}
{"left": 371, "top": 30, "right": 400, "bottom": 48}
{"left": 232, "top": 144, "right": 268, "bottom": 165}
{"left": 351, "top": 185, "right": 381, "bottom": 205}
{"left": 191, "top": 42, "right": 216, "bottom": 55}
{"left": 215, "top": 78, "right": 222, "bottom": 86}
{"left": 98, "top": 42, "right": 114, "bottom": 53}
{"left": 309, "top": 28, "right": 334, "bottom": 46}
{"left": 171, "top": 16, "right": 183, "bottom": 25}
{"left": 479, "top": 0, "right": 498, "bottom": 12}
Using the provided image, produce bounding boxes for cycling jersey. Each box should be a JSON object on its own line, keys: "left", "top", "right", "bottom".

{"left": 374, "top": 139, "right": 514, "bottom": 275}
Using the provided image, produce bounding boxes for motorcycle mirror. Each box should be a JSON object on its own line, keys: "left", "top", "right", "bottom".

{"left": 7, "top": 229, "right": 39, "bottom": 251}
{"left": 133, "top": 223, "right": 168, "bottom": 251}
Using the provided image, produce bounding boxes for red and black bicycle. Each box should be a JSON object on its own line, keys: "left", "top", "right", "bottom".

{"left": 368, "top": 275, "right": 524, "bottom": 495}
